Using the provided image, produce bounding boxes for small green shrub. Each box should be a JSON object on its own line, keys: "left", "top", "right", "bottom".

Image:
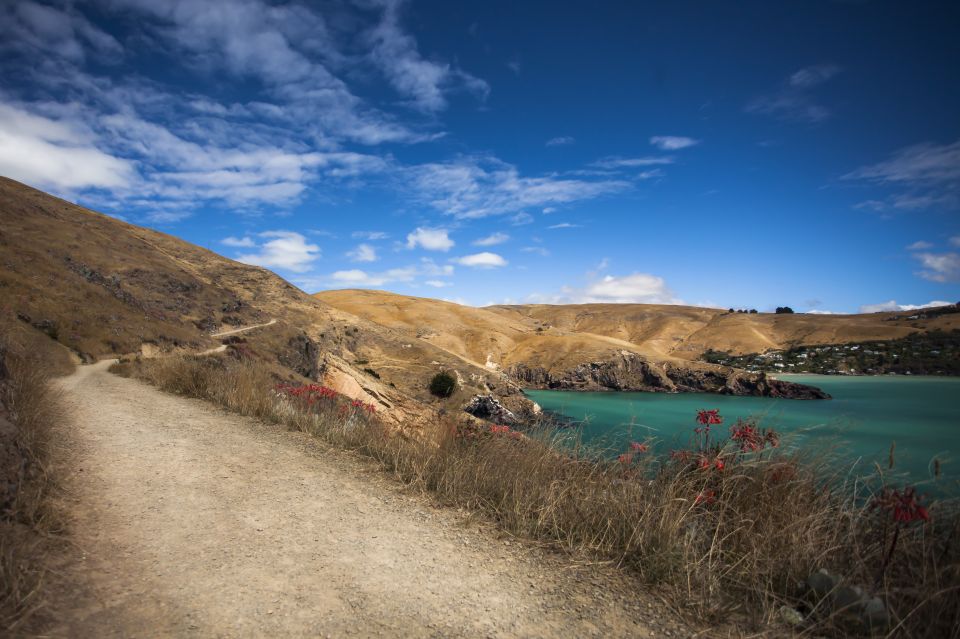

{"left": 428, "top": 371, "right": 456, "bottom": 398}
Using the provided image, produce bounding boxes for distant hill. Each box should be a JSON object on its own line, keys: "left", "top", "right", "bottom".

{"left": 316, "top": 290, "right": 958, "bottom": 395}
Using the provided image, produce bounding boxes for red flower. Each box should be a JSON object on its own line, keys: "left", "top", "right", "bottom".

{"left": 670, "top": 450, "right": 692, "bottom": 462}
{"left": 695, "top": 489, "right": 717, "bottom": 505}
{"left": 696, "top": 409, "right": 723, "bottom": 426}
{"left": 871, "top": 487, "right": 931, "bottom": 523}
{"left": 629, "top": 441, "right": 649, "bottom": 453}
{"left": 730, "top": 420, "right": 779, "bottom": 453}
{"left": 617, "top": 453, "right": 634, "bottom": 464}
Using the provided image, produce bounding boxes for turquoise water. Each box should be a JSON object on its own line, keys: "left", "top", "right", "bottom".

{"left": 525, "top": 376, "right": 960, "bottom": 490}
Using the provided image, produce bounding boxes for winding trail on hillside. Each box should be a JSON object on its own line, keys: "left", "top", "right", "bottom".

{"left": 210, "top": 318, "right": 277, "bottom": 337}
{"left": 43, "top": 362, "right": 683, "bottom": 638}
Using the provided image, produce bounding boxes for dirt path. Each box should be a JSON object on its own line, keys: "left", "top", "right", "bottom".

{"left": 43, "top": 362, "right": 688, "bottom": 638}
{"left": 210, "top": 319, "right": 277, "bottom": 338}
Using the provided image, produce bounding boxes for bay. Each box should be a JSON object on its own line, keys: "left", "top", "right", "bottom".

{"left": 525, "top": 375, "right": 960, "bottom": 490}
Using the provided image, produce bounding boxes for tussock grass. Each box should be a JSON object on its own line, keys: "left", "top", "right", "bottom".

{"left": 113, "top": 354, "right": 960, "bottom": 637}
{"left": 0, "top": 322, "right": 68, "bottom": 635}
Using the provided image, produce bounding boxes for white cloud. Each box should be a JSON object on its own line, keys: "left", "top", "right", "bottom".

{"left": 913, "top": 252, "right": 960, "bottom": 283}
{"left": 453, "top": 252, "right": 507, "bottom": 268}
{"left": 237, "top": 231, "right": 320, "bottom": 273}
{"left": 326, "top": 259, "right": 448, "bottom": 288}
{"left": 424, "top": 280, "right": 452, "bottom": 288}
{"left": 546, "top": 136, "right": 574, "bottom": 147}
{"left": 406, "top": 227, "right": 454, "bottom": 251}
{"left": 473, "top": 232, "right": 509, "bottom": 246}
{"left": 347, "top": 243, "right": 378, "bottom": 262}
{"left": 0, "top": 102, "right": 134, "bottom": 191}
{"left": 860, "top": 299, "right": 953, "bottom": 313}
{"left": 222, "top": 236, "right": 256, "bottom": 248}
{"left": 532, "top": 267, "right": 678, "bottom": 304}
{"left": 570, "top": 273, "right": 680, "bottom": 304}
{"left": 746, "top": 64, "right": 841, "bottom": 123}
{"left": 548, "top": 223, "right": 580, "bottom": 229}
{"left": 649, "top": 136, "right": 699, "bottom": 151}
{"left": 951, "top": 236, "right": 960, "bottom": 247}
{"left": 907, "top": 241, "right": 933, "bottom": 250}
{"left": 806, "top": 310, "right": 837, "bottom": 315}
{"left": 509, "top": 212, "right": 534, "bottom": 226}
{"left": 406, "top": 155, "right": 630, "bottom": 219}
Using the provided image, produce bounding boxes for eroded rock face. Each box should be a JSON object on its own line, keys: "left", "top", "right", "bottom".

{"left": 464, "top": 395, "right": 519, "bottom": 425}
{"left": 280, "top": 333, "right": 322, "bottom": 380}
{"left": 509, "top": 352, "right": 830, "bottom": 399}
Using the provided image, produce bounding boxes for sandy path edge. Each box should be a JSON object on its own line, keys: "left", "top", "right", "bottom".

{"left": 37, "top": 361, "right": 691, "bottom": 638}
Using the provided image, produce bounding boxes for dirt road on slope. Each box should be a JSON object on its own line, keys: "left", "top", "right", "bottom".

{"left": 41, "top": 362, "right": 686, "bottom": 638}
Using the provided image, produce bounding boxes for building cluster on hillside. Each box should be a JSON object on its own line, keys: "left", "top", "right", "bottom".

{"left": 701, "top": 329, "right": 960, "bottom": 376}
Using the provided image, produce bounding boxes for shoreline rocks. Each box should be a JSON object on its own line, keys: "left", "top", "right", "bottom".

{"left": 508, "top": 351, "right": 830, "bottom": 400}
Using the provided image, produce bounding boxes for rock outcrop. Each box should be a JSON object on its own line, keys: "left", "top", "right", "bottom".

{"left": 464, "top": 395, "right": 519, "bottom": 424}
{"left": 509, "top": 351, "right": 830, "bottom": 399}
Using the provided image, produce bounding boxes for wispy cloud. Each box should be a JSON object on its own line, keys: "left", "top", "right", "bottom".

{"left": 746, "top": 64, "right": 841, "bottom": 123}
{"left": 405, "top": 155, "right": 630, "bottom": 219}
{"left": 352, "top": 230, "right": 390, "bottom": 240}
{"left": 844, "top": 139, "right": 960, "bottom": 213}
{"left": 649, "top": 136, "right": 699, "bottom": 151}
{"left": 453, "top": 252, "right": 507, "bottom": 268}
{"left": 547, "top": 222, "right": 580, "bottom": 229}
{"left": 364, "top": 0, "right": 488, "bottom": 113}
{"left": 521, "top": 246, "right": 550, "bottom": 257}
{"left": 906, "top": 240, "right": 933, "bottom": 250}
{"left": 473, "top": 232, "right": 509, "bottom": 246}
{"left": 237, "top": 231, "right": 321, "bottom": 273}
{"left": 592, "top": 156, "right": 674, "bottom": 169}
{"left": 406, "top": 227, "right": 454, "bottom": 251}
{"left": 546, "top": 136, "right": 574, "bottom": 147}
{"left": 860, "top": 299, "right": 953, "bottom": 313}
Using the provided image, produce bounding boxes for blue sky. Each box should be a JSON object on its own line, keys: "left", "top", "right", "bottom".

{"left": 1, "top": 0, "right": 958, "bottom": 312}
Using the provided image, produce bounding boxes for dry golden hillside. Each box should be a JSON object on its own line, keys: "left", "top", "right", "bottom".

{"left": 317, "top": 289, "right": 957, "bottom": 396}
{"left": 0, "top": 178, "right": 524, "bottom": 424}
{"left": 488, "top": 302, "right": 959, "bottom": 361}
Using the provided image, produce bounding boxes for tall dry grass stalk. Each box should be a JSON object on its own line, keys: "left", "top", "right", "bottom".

{"left": 0, "top": 324, "right": 67, "bottom": 634}
{"left": 113, "top": 353, "right": 960, "bottom": 637}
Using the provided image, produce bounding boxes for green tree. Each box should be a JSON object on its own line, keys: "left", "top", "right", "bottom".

{"left": 429, "top": 371, "right": 457, "bottom": 398}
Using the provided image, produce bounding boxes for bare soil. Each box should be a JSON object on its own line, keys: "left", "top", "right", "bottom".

{"left": 40, "top": 362, "right": 691, "bottom": 638}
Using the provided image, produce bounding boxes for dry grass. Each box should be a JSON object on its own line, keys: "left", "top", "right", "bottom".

{"left": 113, "top": 353, "right": 960, "bottom": 637}
{"left": 0, "top": 321, "right": 68, "bottom": 635}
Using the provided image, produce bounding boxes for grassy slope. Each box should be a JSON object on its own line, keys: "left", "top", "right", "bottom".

{"left": 0, "top": 178, "right": 523, "bottom": 426}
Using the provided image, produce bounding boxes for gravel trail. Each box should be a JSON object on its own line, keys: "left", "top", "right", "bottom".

{"left": 42, "top": 362, "right": 688, "bottom": 638}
